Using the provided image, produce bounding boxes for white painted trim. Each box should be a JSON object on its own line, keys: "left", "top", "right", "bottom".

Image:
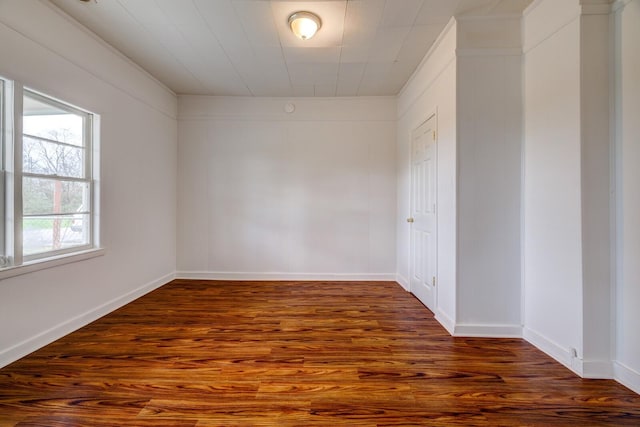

{"left": 612, "top": 0, "right": 633, "bottom": 12}
{"left": 435, "top": 309, "right": 455, "bottom": 335}
{"left": 0, "top": 247, "right": 105, "bottom": 281}
{"left": 614, "top": 361, "right": 640, "bottom": 395}
{"left": 456, "top": 48, "right": 522, "bottom": 57}
{"left": 181, "top": 95, "right": 394, "bottom": 104}
{"left": 179, "top": 116, "right": 396, "bottom": 123}
{"left": 455, "top": 14, "right": 524, "bottom": 22}
{"left": 519, "top": 39, "right": 527, "bottom": 344}
{"left": 396, "top": 273, "right": 410, "bottom": 291}
{"left": 523, "top": 327, "right": 582, "bottom": 375}
{"left": 453, "top": 324, "right": 523, "bottom": 338}
{"left": 178, "top": 96, "right": 396, "bottom": 122}
{"left": 583, "top": 360, "right": 614, "bottom": 379}
{"left": 176, "top": 271, "right": 397, "bottom": 281}
{"left": 572, "top": 357, "right": 584, "bottom": 376}
{"left": 0, "top": 271, "right": 175, "bottom": 369}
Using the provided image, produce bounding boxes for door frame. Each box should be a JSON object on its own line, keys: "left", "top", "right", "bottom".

{"left": 408, "top": 112, "right": 438, "bottom": 310}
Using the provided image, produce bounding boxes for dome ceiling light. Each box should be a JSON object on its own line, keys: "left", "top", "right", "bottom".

{"left": 288, "top": 11, "right": 322, "bottom": 40}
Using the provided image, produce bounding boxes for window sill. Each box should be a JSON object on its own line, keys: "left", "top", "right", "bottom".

{"left": 0, "top": 247, "right": 106, "bottom": 281}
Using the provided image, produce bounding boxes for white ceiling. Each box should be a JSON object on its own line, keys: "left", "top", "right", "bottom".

{"left": 50, "top": 0, "right": 532, "bottom": 97}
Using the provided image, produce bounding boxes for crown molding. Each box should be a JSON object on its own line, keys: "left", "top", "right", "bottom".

{"left": 612, "top": 0, "right": 633, "bottom": 12}
{"left": 456, "top": 48, "right": 522, "bottom": 57}
{"left": 455, "top": 14, "right": 522, "bottom": 22}
{"left": 580, "top": 0, "right": 615, "bottom": 14}
{"left": 526, "top": 0, "right": 615, "bottom": 17}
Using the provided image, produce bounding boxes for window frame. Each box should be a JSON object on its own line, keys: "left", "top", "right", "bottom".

{"left": 0, "top": 79, "right": 5, "bottom": 264}
{"left": 0, "top": 76, "right": 101, "bottom": 273}
{"left": 20, "top": 89, "right": 95, "bottom": 262}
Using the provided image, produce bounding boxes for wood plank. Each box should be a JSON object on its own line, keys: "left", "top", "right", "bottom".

{"left": 1, "top": 279, "right": 639, "bottom": 426}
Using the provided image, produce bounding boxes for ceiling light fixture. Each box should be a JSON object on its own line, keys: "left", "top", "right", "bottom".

{"left": 288, "top": 11, "right": 321, "bottom": 40}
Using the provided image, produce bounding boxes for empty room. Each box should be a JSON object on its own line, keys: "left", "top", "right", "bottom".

{"left": 0, "top": 0, "right": 639, "bottom": 425}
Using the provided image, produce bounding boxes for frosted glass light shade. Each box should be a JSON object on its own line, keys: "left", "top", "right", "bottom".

{"left": 288, "top": 11, "right": 321, "bottom": 40}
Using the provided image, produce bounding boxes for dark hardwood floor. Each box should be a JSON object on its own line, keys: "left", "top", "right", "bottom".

{"left": 0, "top": 280, "right": 638, "bottom": 426}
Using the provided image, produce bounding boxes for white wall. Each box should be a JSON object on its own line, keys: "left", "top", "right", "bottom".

{"left": 614, "top": 0, "right": 640, "bottom": 394}
{"left": 397, "top": 20, "right": 458, "bottom": 331}
{"left": 522, "top": 0, "right": 584, "bottom": 372}
{"left": 455, "top": 17, "right": 522, "bottom": 336}
{"left": 177, "top": 96, "right": 396, "bottom": 280}
{"left": 580, "top": 6, "right": 613, "bottom": 378}
{"left": 398, "top": 17, "right": 523, "bottom": 336}
{"left": 522, "top": 0, "right": 617, "bottom": 376}
{"left": 0, "top": 1, "right": 177, "bottom": 367}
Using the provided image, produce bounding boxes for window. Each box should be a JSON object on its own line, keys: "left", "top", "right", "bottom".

{"left": 0, "top": 77, "right": 99, "bottom": 272}
{"left": 22, "top": 90, "right": 93, "bottom": 260}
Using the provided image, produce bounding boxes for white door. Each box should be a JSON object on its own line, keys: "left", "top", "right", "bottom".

{"left": 409, "top": 116, "right": 437, "bottom": 311}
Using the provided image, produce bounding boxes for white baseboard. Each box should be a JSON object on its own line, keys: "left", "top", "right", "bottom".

{"left": 435, "top": 309, "right": 455, "bottom": 335}
{"left": 453, "top": 323, "right": 522, "bottom": 338}
{"left": 0, "top": 271, "right": 175, "bottom": 369}
{"left": 614, "top": 361, "right": 640, "bottom": 395}
{"left": 523, "top": 327, "right": 583, "bottom": 376}
{"left": 396, "top": 274, "right": 410, "bottom": 291}
{"left": 582, "top": 360, "right": 614, "bottom": 379}
{"left": 175, "top": 271, "right": 397, "bottom": 281}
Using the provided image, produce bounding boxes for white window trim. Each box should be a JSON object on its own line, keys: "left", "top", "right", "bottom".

{"left": 21, "top": 89, "right": 95, "bottom": 262}
{"left": 0, "top": 78, "right": 102, "bottom": 275}
{"left": 0, "top": 79, "right": 5, "bottom": 261}
{"left": 0, "top": 247, "right": 105, "bottom": 280}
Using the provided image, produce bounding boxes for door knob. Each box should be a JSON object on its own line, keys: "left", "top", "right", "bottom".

{"left": 406, "top": 217, "right": 414, "bottom": 223}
